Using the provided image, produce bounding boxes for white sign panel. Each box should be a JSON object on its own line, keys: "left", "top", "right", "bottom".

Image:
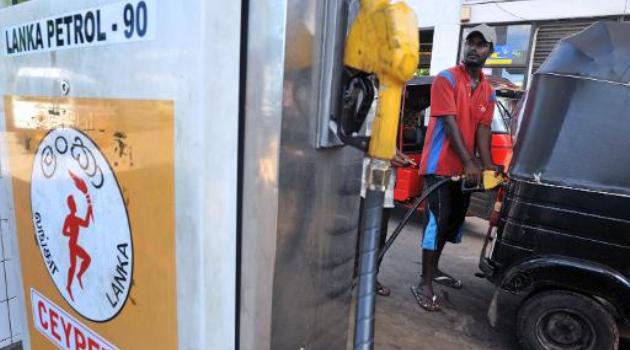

{"left": 32, "top": 289, "right": 119, "bottom": 350}
{"left": 31, "top": 128, "right": 133, "bottom": 322}
{"left": 3, "top": 0, "right": 156, "bottom": 56}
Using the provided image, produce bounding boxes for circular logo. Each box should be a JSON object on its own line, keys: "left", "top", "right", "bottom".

{"left": 31, "top": 128, "right": 133, "bottom": 322}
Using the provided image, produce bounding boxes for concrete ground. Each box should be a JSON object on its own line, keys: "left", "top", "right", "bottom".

{"left": 349, "top": 211, "right": 630, "bottom": 350}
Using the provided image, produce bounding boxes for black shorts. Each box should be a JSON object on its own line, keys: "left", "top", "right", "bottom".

{"left": 421, "top": 175, "right": 471, "bottom": 251}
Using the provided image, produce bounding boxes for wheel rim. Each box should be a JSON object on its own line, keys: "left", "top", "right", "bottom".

{"left": 535, "top": 308, "right": 596, "bottom": 350}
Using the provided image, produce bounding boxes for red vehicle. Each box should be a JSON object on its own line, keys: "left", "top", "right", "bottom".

{"left": 394, "top": 76, "right": 523, "bottom": 218}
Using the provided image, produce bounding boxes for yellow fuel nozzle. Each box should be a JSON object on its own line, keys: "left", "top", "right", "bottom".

{"left": 344, "top": 0, "right": 419, "bottom": 160}
{"left": 458, "top": 170, "right": 505, "bottom": 192}
{"left": 483, "top": 170, "right": 505, "bottom": 190}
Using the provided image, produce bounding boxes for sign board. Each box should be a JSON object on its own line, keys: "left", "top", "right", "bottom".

{"left": 2, "top": 0, "right": 156, "bottom": 56}
{"left": 32, "top": 289, "right": 119, "bottom": 350}
{"left": 486, "top": 44, "right": 514, "bottom": 65}
{"left": 4, "top": 96, "right": 177, "bottom": 349}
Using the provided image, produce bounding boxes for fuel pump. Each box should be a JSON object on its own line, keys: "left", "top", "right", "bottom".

{"left": 342, "top": 1, "right": 419, "bottom": 349}
{"left": 340, "top": 4, "right": 507, "bottom": 346}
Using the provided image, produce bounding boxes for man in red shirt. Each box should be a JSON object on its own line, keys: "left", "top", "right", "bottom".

{"left": 412, "top": 24, "right": 497, "bottom": 312}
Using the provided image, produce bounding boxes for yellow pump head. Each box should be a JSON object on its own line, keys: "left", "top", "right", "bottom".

{"left": 483, "top": 170, "right": 505, "bottom": 190}
{"left": 344, "top": 0, "right": 419, "bottom": 160}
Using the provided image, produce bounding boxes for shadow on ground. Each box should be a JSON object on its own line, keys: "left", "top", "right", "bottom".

{"left": 349, "top": 208, "right": 630, "bottom": 350}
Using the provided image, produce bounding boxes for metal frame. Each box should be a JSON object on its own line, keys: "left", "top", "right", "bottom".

{"left": 240, "top": 0, "right": 362, "bottom": 348}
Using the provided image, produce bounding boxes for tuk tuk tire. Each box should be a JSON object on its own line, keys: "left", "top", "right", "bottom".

{"left": 516, "top": 290, "right": 619, "bottom": 350}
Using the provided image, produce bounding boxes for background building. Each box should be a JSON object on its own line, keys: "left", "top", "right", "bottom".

{"left": 406, "top": 0, "right": 463, "bottom": 75}
{"left": 407, "top": 0, "right": 630, "bottom": 87}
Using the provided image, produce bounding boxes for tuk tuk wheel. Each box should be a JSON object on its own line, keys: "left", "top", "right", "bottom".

{"left": 517, "top": 291, "right": 619, "bottom": 350}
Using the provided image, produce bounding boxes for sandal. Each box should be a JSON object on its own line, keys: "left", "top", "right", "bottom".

{"left": 410, "top": 286, "right": 440, "bottom": 312}
{"left": 433, "top": 273, "right": 463, "bottom": 289}
{"left": 376, "top": 281, "right": 391, "bottom": 296}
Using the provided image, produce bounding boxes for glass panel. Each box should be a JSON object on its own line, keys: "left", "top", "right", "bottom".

{"left": 483, "top": 67, "right": 526, "bottom": 133}
{"left": 461, "top": 24, "right": 532, "bottom": 68}
{"left": 419, "top": 29, "right": 434, "bottom": 70}
{"left": 483, "top": 67, "right": 526, "bottom": 87}
{"left": 491, "top": 102, "right": 510, "bottom": 133}
{"left": 488, "top": 25, "right": 532, "bottom": 66}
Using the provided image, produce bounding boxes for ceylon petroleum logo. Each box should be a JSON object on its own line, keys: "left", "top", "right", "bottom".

{"left": 31, "top": 127, "right": 133, "bottom": 322}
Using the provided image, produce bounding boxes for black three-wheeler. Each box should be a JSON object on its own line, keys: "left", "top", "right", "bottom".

{"left": 480, "top": 21, "right": 630, "bottom": 350}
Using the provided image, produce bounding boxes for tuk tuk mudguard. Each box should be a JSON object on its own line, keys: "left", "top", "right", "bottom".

{"left": 489, "top": 255, "right": 630, "bottom": 326}
{"left": 486, "top": 179, "right": 630, "bottom": 328}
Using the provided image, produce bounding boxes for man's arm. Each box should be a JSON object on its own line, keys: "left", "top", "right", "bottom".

{"left": 476, "top": 124, "right": 494, "bottom": 170}
{"left": 391, "top": 149, "right": 416, "bottom": 167}
{"left": 477, "top": 89, "right": 497, "bottom": 171}
{"left": 443, "top": 115, "right": 481, "bottom": 184}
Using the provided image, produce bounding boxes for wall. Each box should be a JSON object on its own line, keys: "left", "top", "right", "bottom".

{"left": 404, "top": 0, "right": 464, "bottom": 74}
{"left": 464, "top": 0, "right": 628, "bottom": 24}
{"left": 0, "top": 6, "right": 28, "bottom": 349}
{"left": 0, "top": 1, "right": 28, "bottom": 344}
{"left": 0, "top": 181, "right": 23, "bottom": 349}
{"left": 404, "top": 0, "right": 629, "bottom": 75}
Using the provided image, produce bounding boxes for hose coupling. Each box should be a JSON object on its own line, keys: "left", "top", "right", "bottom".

{"left": 366, "top": 158, "right": 391, "bottom": 192}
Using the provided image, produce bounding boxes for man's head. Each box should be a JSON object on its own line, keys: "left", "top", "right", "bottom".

{"left": 463, "top": 24, "right": 496, "bottom": 68}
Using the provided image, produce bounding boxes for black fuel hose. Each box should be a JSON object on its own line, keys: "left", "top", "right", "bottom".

{"left": 377, "top": 177, "right": 452, "bottom": 267}
{"left": 354, "top": 188, "right": 385, "bottom": 350}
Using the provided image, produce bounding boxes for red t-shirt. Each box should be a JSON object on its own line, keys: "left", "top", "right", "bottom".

{"left": 419, "top": 64, "right": 496, "bottom": 176}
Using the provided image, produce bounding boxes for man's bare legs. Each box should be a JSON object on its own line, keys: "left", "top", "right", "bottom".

{"left": 412, "top": 248, "right": 440, "bottom": 311}
{"left": 432, "top": 239, "right": 463, "bottom": 289}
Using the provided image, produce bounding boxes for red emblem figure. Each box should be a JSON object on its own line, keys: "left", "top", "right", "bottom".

{"left": 63, "top": 171, "right": 94, "bottom": 301}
